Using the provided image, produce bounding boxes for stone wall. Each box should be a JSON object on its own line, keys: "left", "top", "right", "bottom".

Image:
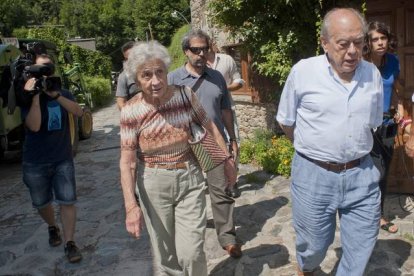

{"left": 234, "top": 96, "right": 279, "bottom": 140}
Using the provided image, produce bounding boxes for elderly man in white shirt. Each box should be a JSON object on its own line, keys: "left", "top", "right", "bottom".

{"left": 276, "top": 8, "right": 383, "bottom": 276}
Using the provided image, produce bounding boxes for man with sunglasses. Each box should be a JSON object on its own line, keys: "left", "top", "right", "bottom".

{"left": 168, "top": 29, "right": 241, "bottom": 258}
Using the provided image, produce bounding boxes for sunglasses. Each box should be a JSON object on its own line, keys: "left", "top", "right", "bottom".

{"left": 188, "top": 46, "right": 209, "bottom": 55}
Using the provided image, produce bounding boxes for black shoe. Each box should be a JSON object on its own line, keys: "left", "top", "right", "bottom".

{"left": 48, "top": 225, "right": 62, "bottom": 247}
{"left": 64, "top": 241, "right": 82, "bottom": 263}
{"left": 226, "top": 183, "right": 241, "bottom": 198}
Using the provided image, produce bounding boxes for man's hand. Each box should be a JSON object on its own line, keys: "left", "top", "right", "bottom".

{"left": 405, "top": 132, "right": 414, "bottom": 158}
{"left": 224, "top": 157, "right": 237, "bottom": 187}
{"left": 44, "top": 90, "right": 60, "bottom": 99}
{"left": 125, "top": 205, "right": 145, "bottom": 239}
{"left": 24, "top": 78, "right": 37, "bottom": 92}
{"left": 229, "top": 141, "right": 239, "bottom": 162}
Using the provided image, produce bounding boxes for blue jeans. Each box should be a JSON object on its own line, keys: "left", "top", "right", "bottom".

{"left": 291, "top": 152, "right": 380, "bottom": 275}
{"left": 23, "top": 159, "right": 77, "bottom": 209}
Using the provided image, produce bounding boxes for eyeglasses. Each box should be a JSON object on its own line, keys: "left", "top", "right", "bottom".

{"left": 188, "top": 46, "right": 209, "bottom": 55}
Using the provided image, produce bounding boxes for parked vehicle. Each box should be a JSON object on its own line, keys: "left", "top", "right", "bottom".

{"left": 0, "top": 38, "right": 93, "bottom": 159}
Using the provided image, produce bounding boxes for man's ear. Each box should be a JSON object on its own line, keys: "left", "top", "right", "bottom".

{"left": 320, "top": 37, "right": 328, "bottom": 53}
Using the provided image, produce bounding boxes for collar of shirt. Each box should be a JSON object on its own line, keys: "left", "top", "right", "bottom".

{"left": 324, "top": 54, "right": 362, "bottom": 92}
{"left": 178, "top": 65, "right": 215, "bottom": 81}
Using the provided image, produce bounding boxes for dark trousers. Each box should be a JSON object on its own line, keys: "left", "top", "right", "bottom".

{"left": 370, "top": 126, "right": 395, "bottom": 215}
{"left": 206, "top": 162, "right": 237, "bottom": 247}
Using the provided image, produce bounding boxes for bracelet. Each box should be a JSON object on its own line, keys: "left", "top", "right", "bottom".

{"left": 51, "top": 92, "right": 61, "bottom": 100}
{"left": 229, "top": 138, "right": 237, "bottom": 142}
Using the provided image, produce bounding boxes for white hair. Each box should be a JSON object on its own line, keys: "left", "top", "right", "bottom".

{"left": 124, "top": 41, "right": 171, "bottom": 83}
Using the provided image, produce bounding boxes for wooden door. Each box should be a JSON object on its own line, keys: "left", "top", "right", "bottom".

{"left": 366, "top": 0, "right": 414, "bottom": 193}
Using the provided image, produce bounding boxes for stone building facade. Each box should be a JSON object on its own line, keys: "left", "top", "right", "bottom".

{"left": 190, "top": 0, "right": 279, "bottom": 140}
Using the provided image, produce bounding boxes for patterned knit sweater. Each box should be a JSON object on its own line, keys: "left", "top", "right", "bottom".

{"left": 120, "top": 85, "right": 209, "bottom": 164}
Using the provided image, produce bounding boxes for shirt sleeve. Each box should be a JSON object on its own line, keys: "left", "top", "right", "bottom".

{"left": 116, "top": 72, "right": 128, "bottom": 97}
{"left": 217, "top": 73, "right": 231, "bottom": 110}
{"left": 395, "top": 54, "right": 400, "bottom": 79}
{"left": 228, "top": 56, "right": 241, "bottom": 82}
{"left": 373, "top": 70, "right": 384, "bottom": 128}
{"left": 120, "top": 103, "right": 139, "bottom": 151}
{"left": 276, "top": 67, "right": 298, "bottom": 126}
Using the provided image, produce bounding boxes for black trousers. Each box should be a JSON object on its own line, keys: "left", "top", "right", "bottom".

{"left": 370, "top": 126, "right": 396, "bottom": 215}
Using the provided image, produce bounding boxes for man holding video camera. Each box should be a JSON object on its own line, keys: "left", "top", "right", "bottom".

{"left": 22, "top": 54, "right": 84, "bottom": 263}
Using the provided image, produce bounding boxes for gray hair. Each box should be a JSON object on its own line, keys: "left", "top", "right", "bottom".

{"left": 181, "top": 29, "right": 211, "bottom": 52}
{"left": 321, "top": 8, "right": 367, "bottom": 39}
{"left": 124, "top": 41, "right": 171, "bottom": 83}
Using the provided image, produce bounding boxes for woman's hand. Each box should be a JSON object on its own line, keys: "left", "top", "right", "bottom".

{"left": 125, "top": 205, "right": 145, "bottom": 239}
{"left": 394, "top": 112, "right": 402, "bottom": 124}
{"left": 224, "top": 157, "right": 237, "bottom": 187}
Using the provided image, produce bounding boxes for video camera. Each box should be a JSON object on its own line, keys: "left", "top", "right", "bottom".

{"left": 24, "top": 64, "right": 61, "bottom": 93}
{"left": 13, "top": 42, "right": 61, "bottom": 95}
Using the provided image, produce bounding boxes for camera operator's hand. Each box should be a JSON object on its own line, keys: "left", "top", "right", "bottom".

{"left": 24, "top": 78, "right": 37, "bottom": 92}
{"left": 44, "top": 90, "right": 60, "bottom": 99}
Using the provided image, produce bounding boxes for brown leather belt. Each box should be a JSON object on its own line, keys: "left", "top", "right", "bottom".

{"left": 144, "top": 162, "right": 187, "bottom": 170}
{"left": 297, "top": 152, "right": 361, "bottom": 173}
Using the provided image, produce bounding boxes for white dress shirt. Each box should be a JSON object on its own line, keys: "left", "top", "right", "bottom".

{"left": 276, "top": 54, "right": 383, "bottom": 163}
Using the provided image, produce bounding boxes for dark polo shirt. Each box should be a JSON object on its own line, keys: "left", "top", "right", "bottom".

{"left": 168, "top": 66, "right": 231, "bottom": 141}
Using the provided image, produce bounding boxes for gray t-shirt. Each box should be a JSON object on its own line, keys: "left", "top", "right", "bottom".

{"left": 116, "top": 71, "right": 138, "bottom": 99}
{"left": 168, "top": 66, "right": 231, "bottom": 141}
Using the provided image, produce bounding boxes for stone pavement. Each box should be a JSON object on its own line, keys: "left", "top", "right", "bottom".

{"left": 1, "top": 101, "right": 414, "bottom": 275}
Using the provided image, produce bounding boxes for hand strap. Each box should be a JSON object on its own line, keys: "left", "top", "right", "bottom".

{"left": 191, "top": 74, "right": 205, "bottom": 93}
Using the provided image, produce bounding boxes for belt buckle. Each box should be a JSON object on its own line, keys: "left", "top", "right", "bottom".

{"left": 327, "top": 161, "right": 344, "bottom": 173}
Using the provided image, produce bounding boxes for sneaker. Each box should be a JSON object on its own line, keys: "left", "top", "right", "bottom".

{"left": 64, "top": 241, "right": 82, "bottom": 263}
{"left": 48, "top": 225, "right": 62, "bottom": 247}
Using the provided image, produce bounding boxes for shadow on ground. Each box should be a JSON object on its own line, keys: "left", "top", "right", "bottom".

{"left": 209, "top": 243, "right": 290, "bottom": 276}
{"left": 310, "top": 238, "right": 412, "bottom": 276}
{"left": 234, "top": 197, "right": 289, "bottom": 244}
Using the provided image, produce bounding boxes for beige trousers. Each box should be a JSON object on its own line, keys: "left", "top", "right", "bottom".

{"left": 136, "top": 161, "right": 207, "bottom": 276}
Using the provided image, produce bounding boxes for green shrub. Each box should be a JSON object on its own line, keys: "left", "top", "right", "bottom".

{"left": 239, "top": 139, "right": 255, "bottom": 164}
{"left": 84, "top": 76, "right": 112, "bottom": 108}
{"left": 239, "top": 129, "right": 294, "bottom": 177}
{"left": 168, "top": 24, "right": 190, "bottom": 71}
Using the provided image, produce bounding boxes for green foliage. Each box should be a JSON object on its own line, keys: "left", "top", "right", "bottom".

{"left": 66, "top": 44, "right": 112, "bottom": 78}
{"left": 130, "top": 0, "right": 190, "bottom": 46}
{"left": 209, "top": 0, "right": 365, "bottom": 84}
{"left": 239, "top": 139, "right": 256, "bottom": 164}
{"left": 209, "top": 0, "right": 321, "bottom": 84}
{"left": 16, "top": 27, "right": 111, "bottom": 78}
{"left": 84, "top": 76, "right": 112, "bottom": 108}
{"left": 168, "top": 24, "right": 190, "bottom": 71}
{"left": 255, "top": 31, "right": 298, "bottom": 85}
{"left": 239, "top": 129, "right": 294, "bottom": 177}
{"left": 0, "top": 0, "right": 30, "bottom": 36}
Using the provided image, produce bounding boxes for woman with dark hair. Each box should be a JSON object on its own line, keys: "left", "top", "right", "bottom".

{"left": 364, "top": 21, "right": 404, "bottom": 234}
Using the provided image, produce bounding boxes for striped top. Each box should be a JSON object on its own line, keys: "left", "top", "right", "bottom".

{"left": 120, "top": 85, "right": 209, "bottom": 164}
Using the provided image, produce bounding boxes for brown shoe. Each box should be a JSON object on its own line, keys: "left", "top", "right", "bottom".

{"left": 224, "top": 244, "right": 242, "bottom": 258}
{"left": 297, "top": 265, "right": 314, "bottom": 276}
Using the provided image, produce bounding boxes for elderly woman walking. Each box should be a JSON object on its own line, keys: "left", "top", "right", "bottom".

{"left": 119, "top": 41, "right": 236, "bottom": 276}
